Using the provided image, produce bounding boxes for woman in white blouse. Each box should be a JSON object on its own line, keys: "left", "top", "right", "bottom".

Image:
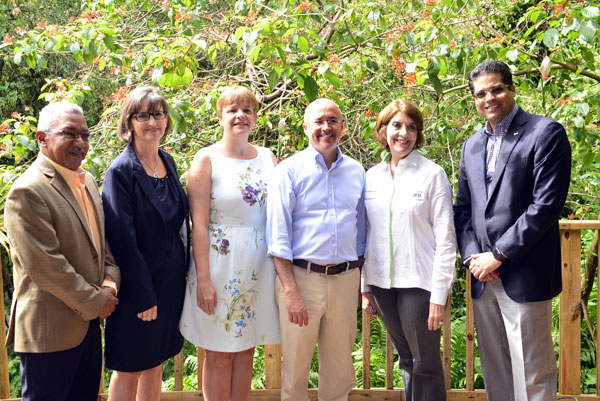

{"left": 362, "top": 99, "right": 457, "bottom": 401}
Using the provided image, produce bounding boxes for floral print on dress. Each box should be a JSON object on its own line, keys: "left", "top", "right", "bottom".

{"left": 210, "top": 226, "right": 230, "bottom": 255}
{"left": 238, "top": 166, "right": 267, "bottom": 210}
{"left": 216, "top": 272, "right": 257, "bottom": 337}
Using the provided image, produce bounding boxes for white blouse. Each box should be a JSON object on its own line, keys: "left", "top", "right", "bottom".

{"left": 362, "top": 150, "right": 457, "bottom": 305}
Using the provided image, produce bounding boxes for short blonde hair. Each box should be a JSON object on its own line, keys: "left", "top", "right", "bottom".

{"left": 375, "top": 99, "right": 424, "bottom": 151}
{"left": 117, "top": 86, "right": 171, "bottom": 143}
{"left": 216, "top": 86, "right": 259, "bottom": 119}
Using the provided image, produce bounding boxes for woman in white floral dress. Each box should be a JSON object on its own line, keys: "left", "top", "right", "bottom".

{"left": 180, "top": 86, "right": 280, "bottom": 401}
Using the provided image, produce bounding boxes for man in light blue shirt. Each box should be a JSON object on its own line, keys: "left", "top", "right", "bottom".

{"left": 267, "top": 98, "right": 366, "bottom": 401}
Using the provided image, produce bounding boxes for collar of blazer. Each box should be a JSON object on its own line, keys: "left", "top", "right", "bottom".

{"left": 483, "top": 107, "right": 528, "bottom": 205}
{"left": 35, "top": 154, "right": 101, "bottom": 260}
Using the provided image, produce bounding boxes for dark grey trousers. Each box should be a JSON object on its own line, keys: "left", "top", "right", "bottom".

{"left": 370, "top": 286, "right": 446, "bottom": 401}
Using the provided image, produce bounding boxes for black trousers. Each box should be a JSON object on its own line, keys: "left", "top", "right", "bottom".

{"left": 370, "top": 286, "right": 446, "bottom": 401}
{"left": 18, "top": 318, "right": 101, "bottom": 401}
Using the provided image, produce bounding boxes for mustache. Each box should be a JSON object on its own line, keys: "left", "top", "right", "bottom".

{"left": 67, "top": 146, "right": 86, "bottom": 154}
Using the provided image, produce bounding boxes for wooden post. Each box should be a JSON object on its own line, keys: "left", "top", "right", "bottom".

{"left": 385, "top": 332, "right": 394, "bottom": 389}
{"left": 361, "top": 309, "right": 371, "bottom": 389}
{"left": 443, "top": 296, "right": 452, "bottom": 390}
{"left": 0, "top": 247, "right": 11, "bottom": 399}
{"left": 174, "top": 349, "right": 183, "bottom": 391}
{"left": 465, "top": 273, "right": 475, "bottom": 392}
{"left": 197, "top": 347, "right": 205, "bottom": 390}
{"left": 264, "top": 344, "right": 282, "bottom": 389}
{"left": 597, "top": 230, "right": 600, "bottom": 396}
{"left": 559, "top": 229, "right": 581, "bottom": 395}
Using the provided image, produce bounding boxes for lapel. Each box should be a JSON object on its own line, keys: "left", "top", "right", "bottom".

{"left": 36, "top": 155, "right": 98, "bottom": 254}
{"left": 485, "top": 108, "right": 527, "bottom": 208}
{"left": 126, "top": 145, "right": 168, "bottom": 226}
{"left": 469, "top": 128, "right": 489, "bottom": 197}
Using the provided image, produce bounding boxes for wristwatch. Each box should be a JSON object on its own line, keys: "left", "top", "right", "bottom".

{"left": 492, "top": 246, "right": 507, "bottom": 262}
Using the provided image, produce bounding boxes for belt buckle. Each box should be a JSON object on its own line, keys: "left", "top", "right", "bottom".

{"left": 324, "top": 263, "right": 337, "bottom": 276}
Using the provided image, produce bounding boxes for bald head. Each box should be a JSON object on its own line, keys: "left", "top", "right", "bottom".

{"left": 304, "top": 98, "right": 342, "bottom": 124}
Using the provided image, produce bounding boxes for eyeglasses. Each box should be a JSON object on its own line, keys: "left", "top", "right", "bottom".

{"left": 474, "top": 84, "right": 511, "bottom": 100}
{"left": 130, "top": 111, "right": 168, "bottom": 122}
{"left": 47, "top": 130, "right": 92, "bottom": 142}
{"left": 312, "top": 118, "right": 340, "bottom": 127}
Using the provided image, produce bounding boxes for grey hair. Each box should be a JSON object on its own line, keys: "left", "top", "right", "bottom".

{"left": 37, "top": 101, "right": 84, "bottom": 132}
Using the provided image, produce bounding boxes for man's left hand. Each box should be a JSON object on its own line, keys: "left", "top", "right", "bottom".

{"left": 469, "top": 252, "right": 502, "bottom": 281}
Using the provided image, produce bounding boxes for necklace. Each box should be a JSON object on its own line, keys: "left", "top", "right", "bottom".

{"left": 139, "top": 157, "right": 160, "bottom": 178}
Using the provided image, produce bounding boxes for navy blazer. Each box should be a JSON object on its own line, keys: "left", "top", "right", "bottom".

{"left": 454, "top": 107, "right": 571, "bottom": 302}
{"left": 102, "top": 145, "right": 189, "bottom": 313}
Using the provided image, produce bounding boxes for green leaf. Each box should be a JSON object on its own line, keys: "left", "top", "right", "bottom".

{"left": 574, "top": 115, "right": 584, "bottom": 128}
{"left": 26, "top": 54, "right": 36, "bottom": 69}
{"left": 582, "top": 6, "right": 599, "bottom": 18}
{"left": 506, "top": 48, "right": 519, "bottom": 62}
{"left": 14, "top": 51, "right": 23, "bottom": 65}
{"left": 579, "top": 20, "right": 597, "bottom": 42}
{"left": 303, "top": 75, "right": 318, "bottom": 101}
{"left": 234, "top": 26, "right": 248, "bottom": 41}
{"left": 428, "top": 56, "right": 441, "bottom": 75}
{"left": 103, "top": 35, "right": 115, "bottom": 51}
{"left": 70, "top": 42, "right": 81, "bottom": 58}
{"left": 428, "top": 73, "right": 443, "bottom": 94}
{"left": 543, "top": 28, "right": 559, "bottom": 48}
{"left": 324, "top": 70, "right": 341, "bottom": 88}
{"left": 367, "top": 8, "right": 380, "bottom": 25}
{"left": 298, "top": 36, "right": 309, "bottom": 52}
{"left": 37, "top": 54, "right": 47, "bottom": 69}
{"left": 268, "top": 69, "right": 279, "bottom": 89}
{"left": 152, "top": 67, "right": 164, "bottom": 85}
{"left": 366, "top": 59, "right": 379, "bottom": 71}
{"left": 577, "top": 102, "right": 590, "bottom": 116}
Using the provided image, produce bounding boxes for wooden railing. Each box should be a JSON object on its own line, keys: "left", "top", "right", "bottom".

{"left": 1, "top": 220, "right": 599, "bottom": 401}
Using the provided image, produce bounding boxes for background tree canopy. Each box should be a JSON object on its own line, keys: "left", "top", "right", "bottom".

{"left": 0, "top": 0, "right": 599, "bottom": 396}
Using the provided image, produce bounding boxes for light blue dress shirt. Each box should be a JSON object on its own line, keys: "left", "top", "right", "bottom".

{"left": 266, "top": 145, "right": 366, "bottom": 265}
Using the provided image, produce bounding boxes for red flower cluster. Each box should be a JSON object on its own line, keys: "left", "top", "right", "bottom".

{"left": 113, "top": 87, "right": 129, "bottom": 103}
{"left": 327, "top": 53, "right": 340, "bottom": 63}
{"left": 557, "top": 97, "right": 574, "bottom": 106}
{"left": 3, "top": 35, "right": 15, "bottom": 44}
{"left": 245, "top": 11, "right": 257, "bottom": 26}
{"left": 175, "top": 12, "right": 191, "bottom": 22}
{"left": 449, "top": 40, "right": 456, "bottom": 49}
{"left": 0, "top": 123, "right": 9, "bottom": 133}
{"left": 156, "top": 0, "right": 170, "bottom": 9}
{"left": 392, "top": 57, "right": 406, "bottom": 78}
{"left": 80, "top": 11, "right": 100, "bottom": 23}
{"left": 365, "top": 109, "right": 373, "bottom": 118}
{"left": 298, "top": 1, "right": 313, "bottom": 11}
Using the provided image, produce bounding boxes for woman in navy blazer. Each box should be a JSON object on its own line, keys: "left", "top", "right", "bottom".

{"left": 102, "top": 86, "right": 189, "bottom": 401}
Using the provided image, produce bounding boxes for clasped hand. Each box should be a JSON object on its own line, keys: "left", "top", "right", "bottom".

{"left": 468, "top": 252, "right": 501, "bottom": 282}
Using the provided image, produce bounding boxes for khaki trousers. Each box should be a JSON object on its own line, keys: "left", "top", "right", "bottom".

{"left": 276, "top": 265, "right": 359, "bottom": 401}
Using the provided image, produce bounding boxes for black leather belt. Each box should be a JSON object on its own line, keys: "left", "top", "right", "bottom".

{"left": 293, "top": 259, "right": 363, "bottom": 275}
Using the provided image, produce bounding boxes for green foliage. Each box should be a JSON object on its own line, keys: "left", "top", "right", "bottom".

{"left": 1, "top": 0, "right": 600, "bottom": 396}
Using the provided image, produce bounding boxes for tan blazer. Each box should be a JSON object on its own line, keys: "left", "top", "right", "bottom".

{"left": 5, "top": 155, "right": 120, "bottom": 353}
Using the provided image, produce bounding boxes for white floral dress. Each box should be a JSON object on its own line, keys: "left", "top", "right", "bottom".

{"left": 180, "top": 146, "right": 280, "bottom": 351}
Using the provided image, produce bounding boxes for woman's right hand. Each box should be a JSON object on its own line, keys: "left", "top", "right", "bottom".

{"left": 196, "top": 279, "right": 218, "bottom": 315}
{"left": 362, "top": 292, "right": 378, "bottom": 319}
{"left": 137, "top": 305, "right": 158, "bottom": 321}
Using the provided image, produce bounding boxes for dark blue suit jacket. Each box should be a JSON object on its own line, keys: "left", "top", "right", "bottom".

{"left": 102, "top": 145, "right": 189, "bottom": 313}
{"left": 454, "top": 107, "right": 571, "bottom": 302}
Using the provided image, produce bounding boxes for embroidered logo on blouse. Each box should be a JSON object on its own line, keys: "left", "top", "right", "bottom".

{"left": 412, "top": 191, "right": 424, "bottom": 201}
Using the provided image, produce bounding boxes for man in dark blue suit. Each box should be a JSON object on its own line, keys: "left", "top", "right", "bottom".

{"left": 454, "top": 60, "right": 571, "bottom": 401}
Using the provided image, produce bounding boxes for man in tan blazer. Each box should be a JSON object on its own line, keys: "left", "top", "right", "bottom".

{"left": 5, "top": 101, "right": 120, "bottom": 401}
